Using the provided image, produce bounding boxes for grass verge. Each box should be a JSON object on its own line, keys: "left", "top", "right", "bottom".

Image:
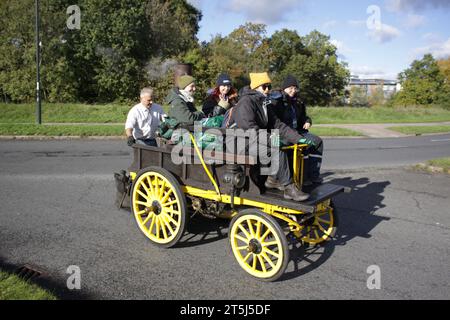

{"left": 0, "top": 124, "right": 124, "bottom": 136}
{"left": 309, "top": 127, "right": 362, "bottom": 136}
{"left": 387, "top": 125, "right": 450, "bottom": 135}
{"left": 308, "top": 106, "right": 450, "bottom": 124}
{"left": 415, "top": 157, "right": 450, "bottom": 175}
{"left": 0, "top": 103, "right": 130, "bottom": 123}
{"left": 0, "top": 271, "right": 57, "bottom": 300}
{"left": 1, "top": 103, "right": 450, "bottom": 124}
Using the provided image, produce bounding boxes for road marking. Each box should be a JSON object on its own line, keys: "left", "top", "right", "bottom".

{"left": 431, "top": 138, "right": 450, "bottom": 142}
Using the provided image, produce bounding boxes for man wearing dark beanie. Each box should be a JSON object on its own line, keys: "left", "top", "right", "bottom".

{"left": 272, "top": 75, "right": 324, "bottom": 185}
{"left": 281, "top": 75, "right": 299, "bottom": 91}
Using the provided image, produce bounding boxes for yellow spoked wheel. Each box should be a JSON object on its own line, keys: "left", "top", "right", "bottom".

{"left": 301, "top": 200, "right": 337, "bottom": 245}
{"left": 131, "top": 167, "right": 187, "bottom": 248}
{"left": 229, "top": 209, "right": 289, "bottom": 282}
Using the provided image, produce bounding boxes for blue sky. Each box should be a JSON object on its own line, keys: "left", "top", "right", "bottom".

{"left": 187, "top": 0, "right": 450, "bottom": 80}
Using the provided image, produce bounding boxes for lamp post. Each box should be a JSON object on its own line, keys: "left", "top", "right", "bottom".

{"left": 35, "top": 0, "right": 41, "bottom": 124}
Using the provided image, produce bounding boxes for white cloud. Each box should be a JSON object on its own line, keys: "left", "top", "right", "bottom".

{"left": 404, "top": 14, "right": 426, "bottom": 28}
{"left": 330, "top": 39, "right": 354, "bottom": 56}
{"left": 330, "top": 39, "right": 355, "bottom": 61}
{"left": 367, "top": 23, "right": 401, "bottom": 43}
{"left": 413, "top": 37, "right": 450, "bottom": 59}
{"left": 226, "top": 0, "right": 302, "bottom": 24}
{"left": 386, "top": 0, "right": 450, "bottom": 12}
{"left": 186, "top": 0, "right": 202, "bottom": 9}
{"left": 350, "top": 65, "right": 398, "bottom": 80}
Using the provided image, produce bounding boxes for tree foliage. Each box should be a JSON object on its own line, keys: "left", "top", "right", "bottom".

{"left": 179, "top": 25, "right": 349, "bottom": 106}
{"left": 394, "top": 54, "right": 449, "bottom": 106}
{"left": 1, "top": 3, "right": 349, "bottom": 106}
{"left": 0, "top": 0, "right": 201, "bottom": 103}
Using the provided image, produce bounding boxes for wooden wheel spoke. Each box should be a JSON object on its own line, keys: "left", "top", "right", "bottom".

{"left": 162, "top": 200, "right": 178, "bottom": 207}
{"left": 314, "top": 229, "right": 320, "bottom": 240}
{"left": 164, "top": 207, "right": 180, "bottom": 216}
{"left": 255, "top": 221, "right": 262, "bottom": 239}
{"left": 142, "top": 214, "right": 153, "bottom": 226}
{"left": 163, "top": 213, "right": 179, "bottom": 226}
{"left": 317, "top": 217, "right": 331, "bottom": 224}
{"left": 159, "top": 180, "right": 166, "bottom": 199}
{"left": 139, "top": 179, "right": 151, "bottom": 195}
{"left": 162, "top": 215, "right": 176, "bottom": 235}
{"left": 234, "top": 234, "right": 249, "bottom": 244}
{"left": 260, "top": 229, "right": 271, "bottom": 242}
{"left": 159, "top": 216, "right": 168, "bottom": 239}
{"left": 136, "top": 200, "right": 149, "bottom": 207}
{"left": 160, "top": 189, "right": 174, "bottom": 204}
{"left": 148, "top": 217, "right": 156, "bottom": 235}
{"left": 153, "top": 177, "right": 160, "bottom": 199}
{"left": 238, "top": 224, "right": 252, "bottom": 240}
{"left": 261, "top": 252, "right": 276, "bottom": 269}
{"left": 247, "top": 220, "right": 255, "bottom": 237}
{"left": 145, "top": 176, "right": 154, "bottom": 197}
{"left": 136, "top": 209, "right": 147, "bottom": 216}
{"left": 252, "top": 254, "right": 257, "bottom": 270}
{"left": 243, "top": 252, "right": 252, "bottom": 263}
{"left": 263, "top": 247, "right": 280, "bottom": 259}
{"left": 155, "top": 218, "right": 160, "bottom": 238}
{"left": 257, "top": 255, "right": 267, "bottom": 272}
{"left": 136, "top": 189, "right": 149, "bottom": 201}
{"left": 317, "top": 223, "right": 332, "bottom": 235}
{"left": 261, "top": 240, "right": 278, "bottom": 247}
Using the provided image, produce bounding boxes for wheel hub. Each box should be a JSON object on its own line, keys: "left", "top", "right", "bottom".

{"left": 145, "top": 200, "right": 162, "bottom": 215}
{"left": 247, "top": 239, "right": 262, "bottom": 254}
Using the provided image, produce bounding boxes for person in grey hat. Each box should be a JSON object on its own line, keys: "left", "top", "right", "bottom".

{"left": 166, "top": 75, "right": 205, "bottom": 125}
{"left": 202, "top": 73, "right": 239, "bottom": 117}
{"left": 271, "top": 75, "right": 324, "bottom": 185}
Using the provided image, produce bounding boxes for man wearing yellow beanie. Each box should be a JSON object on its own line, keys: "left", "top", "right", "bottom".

{"left": 228, "top": 72, "right": 310, "bottom": 202}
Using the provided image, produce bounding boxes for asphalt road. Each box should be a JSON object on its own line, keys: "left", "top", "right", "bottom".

{"left": 1, "top": 135, "right": 449, "bottom": 300}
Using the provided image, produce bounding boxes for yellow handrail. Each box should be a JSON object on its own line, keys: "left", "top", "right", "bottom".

{"left": 188, "top": 133, "right": 221, "bottom": 199}
{"left": 282, "top": 144, "right": 308, "bottom": 188}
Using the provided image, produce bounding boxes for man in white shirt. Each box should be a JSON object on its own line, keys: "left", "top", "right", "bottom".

{"left": 125, "top": 87, "right": 166, "bottom": 147}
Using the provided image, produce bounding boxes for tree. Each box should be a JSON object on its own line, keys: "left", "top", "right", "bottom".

{"left": 273, "top": 30, "right": 350, "bottom": 106}
{"left": 368, "top": 86, "right": 385, "bottom": 106}
{"left": 350, "top": 86, "right": 369, "bottom": 107}
{"left": 0, "top": 0, "right": 87, "bottom": 103}
{"left": 269, "top": 29, "right": 305, "bottom": 76}
{"left": 0, "top": 0, "right": 201, "bottom": 103}
{"left": 437, "top": 57, "right": 450, "bottom": 107}
{"left": 394, "top": 54, "right": 447, "bottom": 106}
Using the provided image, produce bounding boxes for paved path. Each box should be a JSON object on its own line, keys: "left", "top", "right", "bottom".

{"left": 315, "top": 122, "right": 450, "bottom": 138}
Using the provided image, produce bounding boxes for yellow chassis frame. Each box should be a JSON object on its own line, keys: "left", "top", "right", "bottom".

{"left": 130, "top": 134, "right": 328, "bottom": 235}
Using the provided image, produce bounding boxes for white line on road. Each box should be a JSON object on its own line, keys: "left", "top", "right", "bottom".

{"left": 431, "top": 138, "right": 450, "bottom": 142}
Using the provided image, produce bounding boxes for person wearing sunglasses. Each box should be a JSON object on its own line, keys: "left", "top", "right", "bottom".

{"left": 271, "top": 75, "right": 323, "bottom": 185}
{"left": 229, "top": 72, "right": 310, "bottom": 202}
{"left": 202, "top": 73, "right": 239, "bottom": 118}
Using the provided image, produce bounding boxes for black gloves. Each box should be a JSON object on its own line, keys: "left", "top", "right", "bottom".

{"left": 127, "top": 136, "right": 136, "bottom": 146}
{"left": 212, "top": 105, "right": 226, "bottom": 117}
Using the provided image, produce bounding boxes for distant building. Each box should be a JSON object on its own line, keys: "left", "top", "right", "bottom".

{"left": 346, "top": 75, "right": 401, "bottom": 99}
